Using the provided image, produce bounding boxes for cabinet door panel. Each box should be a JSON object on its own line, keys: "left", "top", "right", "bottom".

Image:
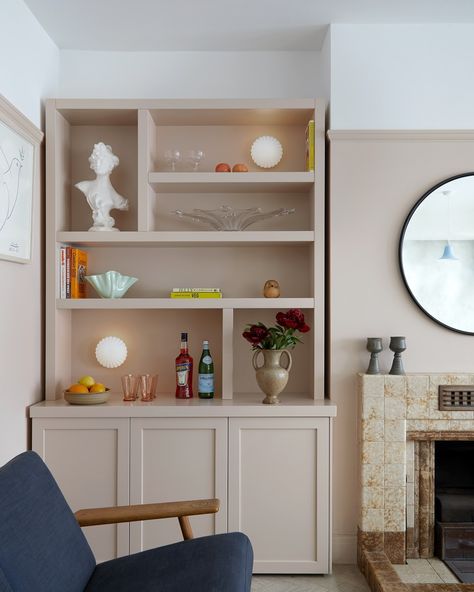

{"left": 130, "top": 418, "right": 227, "bottom": 553}
{"left": 229, "top": 417, "right": 331, "bottom": 573}
{"left": 32, "top": 418, "right": 130, "bottom": 562}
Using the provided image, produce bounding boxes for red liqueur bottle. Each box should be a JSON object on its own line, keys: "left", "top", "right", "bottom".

{"left": 175, "top": 332, "right": 193, "bottom": 399}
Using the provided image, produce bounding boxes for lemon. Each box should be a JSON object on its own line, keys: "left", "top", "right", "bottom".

{"left": 78, "top": 375, "right": 95, "bottom": 388}
{"left": 89, "top": 383, "right": 106, "bottom": 393}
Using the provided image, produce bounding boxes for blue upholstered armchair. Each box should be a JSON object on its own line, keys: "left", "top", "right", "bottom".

{"left": 0, "top": 451, "right": 253, "bottom": 591}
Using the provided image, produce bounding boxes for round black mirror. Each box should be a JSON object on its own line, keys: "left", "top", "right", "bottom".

{"left": 399, "top": 173, "right": 474, "bottom": 334}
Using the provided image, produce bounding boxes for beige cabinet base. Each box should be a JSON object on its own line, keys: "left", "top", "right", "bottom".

{"left": 129, "top": 418, "right": 227, "bottom": 553}
{"left": 32, "top": 409, "right": 333, "bottom": 573}
{"left": 229, "top": 417, "right": 331, "bottom": 573}
{"left": 32, "top": 418, "right": 130, "bottom": 563}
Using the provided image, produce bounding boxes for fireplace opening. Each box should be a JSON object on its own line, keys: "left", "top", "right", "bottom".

{"left": 435, "top": 440, "right": 474, "bottom": 582}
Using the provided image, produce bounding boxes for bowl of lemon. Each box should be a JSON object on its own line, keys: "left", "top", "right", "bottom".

{"left": 64, "top": 375, "right": 110, "bottom": 405}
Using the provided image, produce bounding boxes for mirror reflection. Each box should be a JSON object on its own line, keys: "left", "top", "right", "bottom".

{"left": 400, "top": 173, "right": 474, "bottom": 334}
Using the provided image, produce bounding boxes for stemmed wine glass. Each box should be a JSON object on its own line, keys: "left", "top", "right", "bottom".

{"left": 187, "top": 149, "right": 205, "bottom": 172}
{"left": 163, "top": 149, "right": 181, "bottom": 172}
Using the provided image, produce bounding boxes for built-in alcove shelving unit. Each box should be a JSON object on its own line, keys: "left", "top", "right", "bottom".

{"left": 35, "top": 98, "right": 335, "bottom": 574}
{"left": 46, "top": 98, "right": 325, "bottom": 401}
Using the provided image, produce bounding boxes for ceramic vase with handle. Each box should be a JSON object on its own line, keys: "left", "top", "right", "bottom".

{"left": 252, "top": 349, "right": 292, "bottom": 405}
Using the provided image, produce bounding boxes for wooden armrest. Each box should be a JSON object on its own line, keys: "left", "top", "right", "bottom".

{"left": 75, "top": 498, "right": 220, "bottom": 527}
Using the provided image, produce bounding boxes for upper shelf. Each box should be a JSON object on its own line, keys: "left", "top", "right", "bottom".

{"left": 56, "top": 231, "right": 315, "bottom": 246}
{"left": 54, "top": 98, "right": 317, "bottom": 126}
{"left": 148, "top": 172, "right": 315, "bottom": 193}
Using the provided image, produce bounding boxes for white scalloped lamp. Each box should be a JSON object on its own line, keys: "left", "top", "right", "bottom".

{"left": 95, "top": 336, "right": 128, "bottom": 368}
{"left": 250, "top": 136, "right": 283, "bottom": 169}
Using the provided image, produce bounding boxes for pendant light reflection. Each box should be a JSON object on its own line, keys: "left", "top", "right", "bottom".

{"left": 438, "top": 189, "right": 459, "bottom": 262}
{"left": 439, "top": 241, "right": 459, "bottom": 261}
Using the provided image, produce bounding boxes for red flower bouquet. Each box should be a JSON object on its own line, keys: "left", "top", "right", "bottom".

{"left": 242, "top": 309, "right": 310, "bottom": 350}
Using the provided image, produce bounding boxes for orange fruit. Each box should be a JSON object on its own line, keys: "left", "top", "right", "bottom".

{"left": 89, "top": 383, "right": 106, "bottom": 393}
{"left": 215, "top": 162, "right": 231, "bottom": 172}
{"left": 232, "top": 163, "right": 248, "bottom": 172}
{"left": 67, "top": 383, "right": 89, "bottom": 394}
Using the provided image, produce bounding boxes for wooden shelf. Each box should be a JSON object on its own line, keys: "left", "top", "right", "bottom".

{"left": 57, "top": 231, "right": 315, "bottom": 246}
{"left": 30, "top": 392, "right": 336, "bottom": 418}
{"left": 57, "top": 298, "right": 315, "bottom": 310}
{"left": 55, "top": 98, "right": 316, "bottom": 126}
{"left": 42, "top": 99, "right": 331, "bottom": 573}
{"left": 47, "top": 99, "right": 324, "bottom": 403}
{"left": 148, "top": 172, "right": 314, "bottom": 193}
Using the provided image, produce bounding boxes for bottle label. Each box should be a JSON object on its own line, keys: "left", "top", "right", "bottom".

{"left": 202, "top": 355, "right": 212, "bottom": 364}
{"left": 176, "top": 362, "right": 191, "bottom": 386}
{"left": 198, "top": 373, "right": 214, "bottom": 393}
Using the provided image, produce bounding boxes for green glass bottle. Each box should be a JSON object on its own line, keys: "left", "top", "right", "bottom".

{"left": 198, "top": 340, "right": 214, "bottom": 399}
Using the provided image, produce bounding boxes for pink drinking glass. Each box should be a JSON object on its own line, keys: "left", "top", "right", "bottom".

{"left": 139, "top": 374, "right": 158, "bottom": 402}
{"left": 121, "top": 374, "right": 139, "bottom": 401}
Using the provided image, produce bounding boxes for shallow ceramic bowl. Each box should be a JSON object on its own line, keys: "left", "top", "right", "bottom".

{"left": 64, "top": 389, "right": 110, "bottom": 405}
{"left": 85, "top": 270, "right": 138, "bottom": 298}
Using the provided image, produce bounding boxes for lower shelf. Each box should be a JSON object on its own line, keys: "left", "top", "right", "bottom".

{"left": 31, "top": 392, "right": 336, "bottom": 418}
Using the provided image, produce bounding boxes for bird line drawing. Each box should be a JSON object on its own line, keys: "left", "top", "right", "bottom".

{"left": 0, "top": 144, "right": 24, "bottom": 232}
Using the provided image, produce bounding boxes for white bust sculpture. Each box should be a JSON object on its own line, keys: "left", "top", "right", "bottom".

{"left": 75, "top": 142, "right": 128, "bottom": 232}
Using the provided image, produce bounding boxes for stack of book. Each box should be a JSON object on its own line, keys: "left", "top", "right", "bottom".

{"left": 59, "top": 247, "right": 88, "bottom": 299}
{"left": 170, "top": 288, "right": 222, "bottom": 299}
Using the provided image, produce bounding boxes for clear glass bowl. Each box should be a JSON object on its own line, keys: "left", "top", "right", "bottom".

{"left": 172, "top": 205, "right": 295, "bottom": 231}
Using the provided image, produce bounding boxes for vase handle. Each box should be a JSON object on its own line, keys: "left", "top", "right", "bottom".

{"left": 280, "top": 349, "right": 293, "bottom": 372}
{"left": 252, "top": 350, "right": 264, "bottom": 371}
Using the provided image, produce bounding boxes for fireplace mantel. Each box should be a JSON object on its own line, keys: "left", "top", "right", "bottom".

{"left": 358, "top": 372, "right": 474, "bottom": 566}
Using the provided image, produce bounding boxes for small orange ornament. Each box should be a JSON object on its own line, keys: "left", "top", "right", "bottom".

{"left": 263, "top": 280, "right": 280, "bottom": 298}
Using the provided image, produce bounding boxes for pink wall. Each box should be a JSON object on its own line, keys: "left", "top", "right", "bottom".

{"left": 0, "top": 0, "right": 57, "bottom": 465}
{"left": 329, "top": 131, "right": 474, "bottom": 560}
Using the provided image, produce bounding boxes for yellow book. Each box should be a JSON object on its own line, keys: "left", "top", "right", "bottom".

{"left": 70, "top": 248, "right": 88, "bottom": 299}
{"left": 305, "top": 119, "right": 315, "bottom": 172}
{"left": 170, "top": 292, "right": 223, "bottom": 299}
{"left": 172, "top": 288, "right": 221, "bottom": 293}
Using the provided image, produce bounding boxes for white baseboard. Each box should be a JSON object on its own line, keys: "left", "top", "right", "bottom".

{"left": 333, "top": 534, "right": 357, "bottom": 564}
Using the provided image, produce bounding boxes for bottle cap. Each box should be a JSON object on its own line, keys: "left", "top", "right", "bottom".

{"left": 203, "top": 340, "right": 209, "bottom": 346}
{"left": 181, "top": 332, "right": 188, "bottom": 341}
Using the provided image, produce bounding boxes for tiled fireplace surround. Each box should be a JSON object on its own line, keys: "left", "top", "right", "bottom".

{"left": 358, "top": 373, "right": 474, "bottom": 592}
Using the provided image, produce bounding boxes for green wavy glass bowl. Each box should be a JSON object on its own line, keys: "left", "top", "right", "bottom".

{"left": 85, "top": 270, "right": 138, "bottom": 299}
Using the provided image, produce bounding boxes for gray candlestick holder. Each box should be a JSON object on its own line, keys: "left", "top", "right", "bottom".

{"left": 389, "top": 336, "right": 406, "bottom": 375}
{"left": 366, "top": 337, "right": 383, "bottom": 374}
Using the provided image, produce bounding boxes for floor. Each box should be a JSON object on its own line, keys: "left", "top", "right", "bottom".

{"left": 251, "top": 565, "right": 370, "bottom": 592}
{"left": 393, "top": 558, "right": 459, "bottom": 584}
{"left": 446, "top": 559, "right": 474, "bottom": 583}
{"left": 250, "top": 560, "right": 461, "bottom": 591}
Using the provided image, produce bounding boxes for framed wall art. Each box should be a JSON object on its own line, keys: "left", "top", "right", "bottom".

{"left": 0, "top": 95, "right": 43, "bottom": 263}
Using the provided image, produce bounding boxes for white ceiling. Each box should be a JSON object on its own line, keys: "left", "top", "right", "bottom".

{"left": 24, "top": 0, "right": 474, "bottom": 51}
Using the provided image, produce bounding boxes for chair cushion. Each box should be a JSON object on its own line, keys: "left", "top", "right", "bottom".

{"left": 85, "top": 532, "right": 253, "bottom": 592}
{"left": 0, "top": 567, "right": 13, "bottom": 592}
{"left": 0, "top": 451, "right": 96, "bottom": 592}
